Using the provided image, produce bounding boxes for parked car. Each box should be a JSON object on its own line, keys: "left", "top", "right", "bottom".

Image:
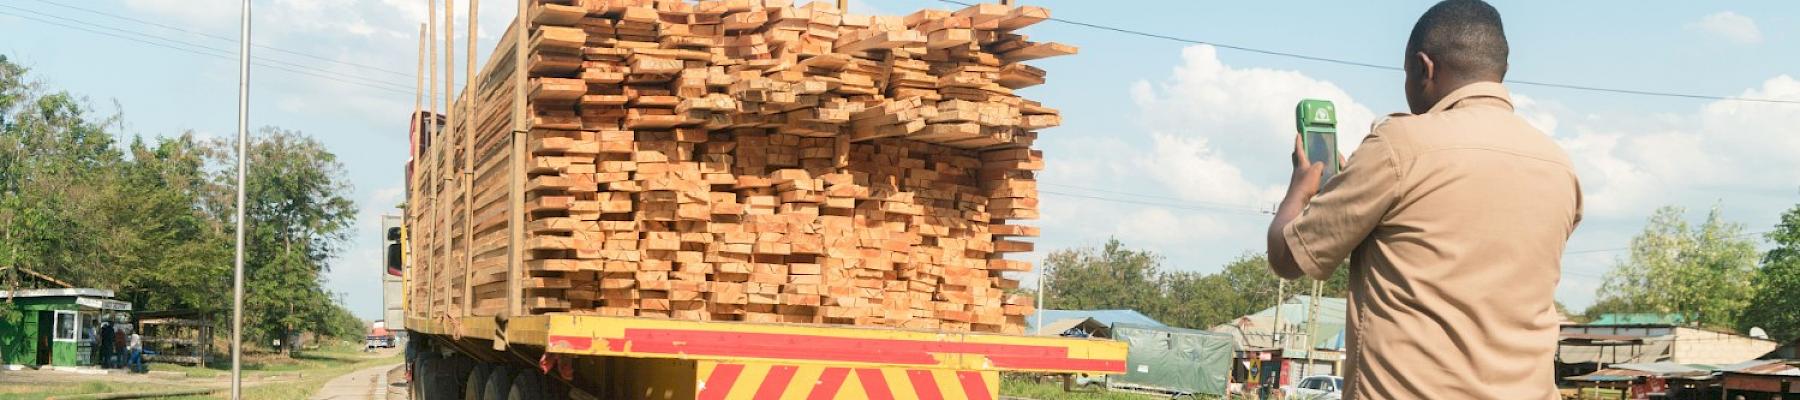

{"left": 1287, "top": 375, "right": 1344, "bottom": 400}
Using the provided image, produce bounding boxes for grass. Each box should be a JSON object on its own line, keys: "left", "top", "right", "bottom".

{"left": 0, "top": 381, "right": 205, "bottom": 400}
{"left": 172, "top": 342, "right": 403, "bottom": 400}
{"left": 999, "top": 376, "right": 1164, "bottom": 400}
{"left": 0, "top": 340, "right": 400, "bottom": 400}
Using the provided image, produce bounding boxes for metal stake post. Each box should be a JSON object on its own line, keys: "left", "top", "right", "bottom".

{"left": 230, "top": 0, "right": 251, "bottom": 398}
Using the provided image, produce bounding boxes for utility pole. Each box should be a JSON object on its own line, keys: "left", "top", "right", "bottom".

{"left": 1034, "top": 266, "right": 1046, "bottom": 335}
{"left": 1271, "top": 280, "right": 1285, "bottom": 348}
{"left": 229, "top": 0, "right": 250, "bottom": 398}
{"left": 1303, "top": 280, "right": 1322, "bottom": 378}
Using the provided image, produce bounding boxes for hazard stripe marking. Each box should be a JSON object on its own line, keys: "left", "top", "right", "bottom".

{"left": 857, "top": 368, "right": 895, "bottom": 400}
{"left": 753, "top": 365, "right": 799, "bottom": 400}
{"left": 569, "top": 329, "right": 1124, "bottom": 372}
{"left": 698, "top": 363, "right": 744, "bottom": 400}
{"left": 957, "top": 371, "right": 993, "bottom": 400}
{"left": 805, "top": 368, "right": 850, "bottom": 400}
{"left": 906, "top": 370, "right": 945, "bottom": 400}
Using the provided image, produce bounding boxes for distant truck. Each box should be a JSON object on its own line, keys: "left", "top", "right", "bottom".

{"left": 365, "top": 321, "right": 396, "bottom": 350}
{"left": 380, "top": 215, "right": 406, "bottom": 339}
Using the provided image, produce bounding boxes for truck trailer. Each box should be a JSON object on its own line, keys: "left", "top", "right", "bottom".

{"left": 397, "top": 0, "right": 1118, "bottom": 398}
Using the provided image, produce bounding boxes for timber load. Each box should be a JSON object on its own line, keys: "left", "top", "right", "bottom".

{"left": 408, "top": 0, "right": 1074, "bottom": 335}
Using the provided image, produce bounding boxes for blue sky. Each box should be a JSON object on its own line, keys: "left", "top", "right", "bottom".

{"left": 2, "top": 0, "right": 1796, "bottom": 321}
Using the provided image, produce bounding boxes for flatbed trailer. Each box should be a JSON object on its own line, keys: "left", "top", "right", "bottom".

{"left": 397, "top": 0, "right": 1122, "bottom": 397}
{"left": 405, "top": 313, "right": 1125, "bottom": 399}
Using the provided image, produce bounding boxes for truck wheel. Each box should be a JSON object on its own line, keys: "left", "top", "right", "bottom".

{"left": 433, "top": 356, "right": 473, "bottom": 399}
{"left": 482, "top": 365, "right": 519, "bottom": 400}
{"left": 506, "top": 371, "right": 548, "bottom": 400}
{"left": 464, "top": 362, "right": 494, "bottom": 400}
{"left": 411, "top": 355, "right": 434, "bottom": 400}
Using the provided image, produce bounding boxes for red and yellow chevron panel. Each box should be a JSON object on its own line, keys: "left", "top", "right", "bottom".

{"left": 695, "top": 362, "right": 999, "bottom": 400}
{"left": 544, "top": 315, "right": 1127, "bottom": 374}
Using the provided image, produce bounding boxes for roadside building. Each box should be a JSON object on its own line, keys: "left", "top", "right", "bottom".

{"left": 0, "top": 288, "right": 133, "bottom": 368}
{"left": 1718, "top": 360, "right": 1799, "bottom": 399}
{"left": 1211, "top": 295, "right": 1348, "bottom": 389}
{"left": 1026, "top": 309, "right": 1165, "bottom": 338}
{"left": 1564, "top": 362, "right": 1714, "bottom": 400}
{"left": 1558, "top": 321, "right": 1779, "bottom": 383}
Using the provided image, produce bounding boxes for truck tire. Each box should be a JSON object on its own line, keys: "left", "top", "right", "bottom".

{"left": 506, "top": 371, "right": 548, "bottom": 400}
{"left": 482, "top": 365, "right": 519, "bottom": 400}
{"left": 508, "top": 369, "right": 572, "bottom": 400}
{"left": 464, "top": 362, "right": 494, "bottom": 400}
{"left": 420, "top": 354, "right": 471, "bottom": 400}
{"left": 411, "top": 355, "right": 434, "bottom": 400}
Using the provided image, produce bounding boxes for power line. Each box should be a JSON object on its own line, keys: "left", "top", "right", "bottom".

{"left": 1564, "top": 230, "right": 1772, "bottom": 255}
{"left": 32, "top": 0, "right": 415, "bottom": 79}
{"left": 0, "top": 5, "right": 414, "bottom": 96}
{"left": 1036, "top": 188, "right": 1274, "bottom": 215}
{"left": 1041, "top": 182, "right": 1266, "bottom": 210}
{"left": 924, "top": 0, "right": 1800, "bottom": 105}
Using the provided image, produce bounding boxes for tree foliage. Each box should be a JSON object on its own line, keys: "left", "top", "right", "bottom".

{"left": 0, "top": 55, "right": 362, "bottom": 346}
{"left": 1598, "top": 205, "right": 1759, "bottom": 330}
{"left": 1041, "top": 238, "right": 1347, "bottom": 330}
{"left": 1740, "top": 202, "right": 1800, "bottom": 342}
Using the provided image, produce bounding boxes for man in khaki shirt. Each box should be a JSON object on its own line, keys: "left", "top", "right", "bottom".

{"left": 1266, "top": 1, "right": 1581, "bottom": 398}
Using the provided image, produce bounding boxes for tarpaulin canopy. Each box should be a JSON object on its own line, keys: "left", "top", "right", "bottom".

{"left": 1110, "top": 323, "right": 1237, "bottom": 396}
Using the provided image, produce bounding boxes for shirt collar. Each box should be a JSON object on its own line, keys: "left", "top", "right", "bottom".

{"left": 1427, "top": 81, "right": 1514, "bottom": 114}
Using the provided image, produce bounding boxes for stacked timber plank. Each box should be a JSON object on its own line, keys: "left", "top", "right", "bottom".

{"left": 409, "top": 0, "right": 1071, "bottom": 334}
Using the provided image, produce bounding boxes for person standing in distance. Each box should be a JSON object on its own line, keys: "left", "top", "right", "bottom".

{"left": 1266, "top": 0, "right": 1582, "bottom": 398}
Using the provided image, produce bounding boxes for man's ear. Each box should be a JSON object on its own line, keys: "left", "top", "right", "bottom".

{"left": 1415, "top": 51, "right": 1436, "bottom": 82}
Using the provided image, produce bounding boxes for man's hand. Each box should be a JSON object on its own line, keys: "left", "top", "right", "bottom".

{"left": 1286, "top": 135, "right": 1328, "bottom": 202}
{"left": 1268, "top": 135, "right": 1332, "bottom": 280}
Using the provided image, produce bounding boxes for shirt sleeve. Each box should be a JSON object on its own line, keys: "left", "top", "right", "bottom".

{"left": 1282, "top": 133, "right": 1402, "bottom": 280}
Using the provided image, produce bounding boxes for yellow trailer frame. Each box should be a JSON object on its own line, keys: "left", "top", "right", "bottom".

{"left": 409, "top": 314, "right": 1127, "bottom": 399}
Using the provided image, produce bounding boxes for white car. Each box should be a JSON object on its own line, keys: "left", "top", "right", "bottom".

{"left": 1287, "top": 375, "right": 1344, "bottom": 400}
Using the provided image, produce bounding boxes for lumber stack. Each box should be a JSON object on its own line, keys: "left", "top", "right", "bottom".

{"left": 409, "top": 0, "right": 1072, "bottom": 334}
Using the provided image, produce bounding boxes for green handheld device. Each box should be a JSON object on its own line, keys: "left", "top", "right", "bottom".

{"left": 1295, "top": 99, "right": 1341, "bottom": 191}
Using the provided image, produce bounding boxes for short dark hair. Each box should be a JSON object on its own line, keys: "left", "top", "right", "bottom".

{"left": 1406, "top": 0, "right": 1509, "bottom": 80}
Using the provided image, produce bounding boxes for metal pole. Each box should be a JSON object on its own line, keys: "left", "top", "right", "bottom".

{"left": 1271, "top": 279, "right": 1285, "bottom": 388}
{"left": 1303, "top": 280, "right": 1321, "bottom": 378}
{"left": 1034, "top": 268, "right": 1044, "bottom": 335}
{"left": 230, "top": 0, "right": 251, "bottom": 398}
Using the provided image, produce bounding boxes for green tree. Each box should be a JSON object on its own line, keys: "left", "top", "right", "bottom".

{"left": 224, "top": 128, "right": 359, "bottom": 351}
{"left": 1159, "top": 271, "right": 1237, "bottom": 329}
{"left": 1740, "top": 202, "right": 1800, "bottom": 342}
{"left": 0, "top": 56, "right": 364, "bottom": 349}
{"left": 1041, "top": 238, "right": 1167, "bottom": 317}
{"left": 1598, "top": 205, "right": 1759, "bottom": 330}
{"left": 1037, "top": 242, "right": 1353, "bottom": 330}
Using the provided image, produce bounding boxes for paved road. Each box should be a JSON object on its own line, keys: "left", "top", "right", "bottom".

{"left": 311, "top": 363, "right": 407, "bottom": 400}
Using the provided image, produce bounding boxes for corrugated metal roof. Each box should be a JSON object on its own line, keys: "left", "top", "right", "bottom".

{"left": 1251, "top": 295, "right": 1347, "bottom": 325}
{"left": 1589, "top": 313, "right": 1686, "bottom": 325}
{"left": 1726, "top": 360, "right": 1800, "bottom": 376}
{"left": 1026, "top": 309, "right": 1165, "bottom": 331}
{"left": 1608, "top": 362, "right": 1712, "bottom": 377}
{"left": 0, "top": 288, "right": 115, "bottom": 298}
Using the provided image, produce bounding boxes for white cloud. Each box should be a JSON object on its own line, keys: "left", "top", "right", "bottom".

{"left": 1537, "top": 76, "right": 1800, "bottom": 309}
{"left": 1553, "top": 75, "right": 1800, "bottom": 219}
{"left": 1113, "top": 208, "right": 1230, "bottom": 246}
{"left": 1032, "top": 45, "right": 1374, "bottom": 273}
{"left": 1032, "top": 44, "right": 1797, "bottom": 311}
{"left": 1688, "top": 11, "right": 1762, "bottom": 44}
{"left": 1128, "top": 45, "right": 1377, "bottom": 208}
